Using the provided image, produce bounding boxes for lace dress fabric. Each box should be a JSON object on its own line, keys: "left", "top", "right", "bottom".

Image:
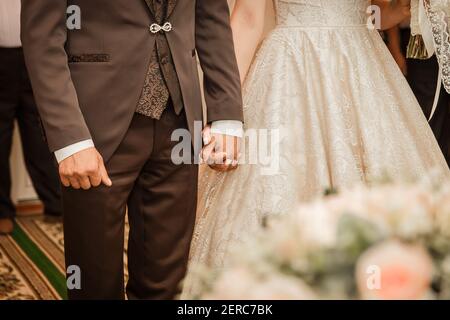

{"left": 424, "top": 0, "right": 450, "bottom": 92}
{"left": 181, "top": 0, "right": 450, "bottom": 298}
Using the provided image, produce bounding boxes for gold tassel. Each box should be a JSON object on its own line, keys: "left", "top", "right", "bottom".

{"left": 407, "top": 34, "right": 430, "bottom": 59}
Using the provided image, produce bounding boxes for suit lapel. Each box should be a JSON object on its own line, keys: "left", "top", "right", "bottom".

{"left": 143, "top": 0, "right": 155, "bottom": 18}
{"left": 166, "top": 0, "right": 177, "bottom": 19}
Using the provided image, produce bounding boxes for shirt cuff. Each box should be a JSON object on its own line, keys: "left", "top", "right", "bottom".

{"left": 54, "top": 139, "right": 95, "bottom": 163}
{"left": 210, "top": 120, "right": 244, "bottom": 138}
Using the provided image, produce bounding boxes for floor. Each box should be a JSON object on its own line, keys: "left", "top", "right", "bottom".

{"left": 0, "top": 214, "right": 129, "bottom": 300}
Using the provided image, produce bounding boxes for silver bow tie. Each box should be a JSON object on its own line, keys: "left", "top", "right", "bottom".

{"left": 149, "top": 22, "right": 173, "bottom": 34}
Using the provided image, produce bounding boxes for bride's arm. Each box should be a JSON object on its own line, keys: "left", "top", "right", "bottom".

{"left": 231, "top": 0, "right": 267, "bottom": 84}
{"left": 372, "top": 0, "right": 411, "bottom": 30}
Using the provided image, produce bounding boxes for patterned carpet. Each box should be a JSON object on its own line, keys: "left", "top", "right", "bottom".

{"left": 0, "top": 215, "right": 129, "bottom": 300}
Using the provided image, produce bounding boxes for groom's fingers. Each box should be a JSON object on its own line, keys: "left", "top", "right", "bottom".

{"left": 202, "top": 125, "right": 212, "bottom": 145}
{"left": 89, "top": 171, "right": 102, "bottom": 188}
{"left": 79, "top": 176, "right": 92, "bottom": 190}
{"left": 210, "top": 159, "right": 234, "bottom": 172}
{"left": 208, "top": 152, "right": 235, "bottom": 171}
{"left": 68, "top": 177, "right": 81, "bottom": 190}
{"left": 99, "top": 161, "right": 112, "bottom": 187}
{"left": 207, "top": 151, "right": 226, "bottom": 165}
{"left": 88, "top": 161, "right": 103, "bottom": 188}
{"left": 60, "top": 174, "right": 71, "bottom": 188}
{"left": 201, "top": 136, "right": 216, "bottom": 163}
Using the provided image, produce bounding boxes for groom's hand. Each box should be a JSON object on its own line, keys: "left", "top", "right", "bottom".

{"left": 201, "top": 126, "right": 240, "bottom": 172}
{"left": 59, "top": 147, "right": 112, "bottom": 190}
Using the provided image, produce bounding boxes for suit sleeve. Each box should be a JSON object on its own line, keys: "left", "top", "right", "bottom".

{"left": 21, "top": 0, "right": 91, "bottom": 152}
{"left": 195, "top": 0, "right": 244, "bottom": 123}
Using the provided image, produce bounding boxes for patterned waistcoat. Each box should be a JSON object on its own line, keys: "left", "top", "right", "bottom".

{"left": 136, "top": 0, "right": 183, "bottom": 119}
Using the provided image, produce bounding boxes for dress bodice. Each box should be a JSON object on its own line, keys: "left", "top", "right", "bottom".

{"left": 274, "top": 0, "right": 372, "bottom": 27}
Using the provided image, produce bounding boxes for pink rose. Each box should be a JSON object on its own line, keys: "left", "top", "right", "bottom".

{"left": 356, "top": 240, "right": 434, "bottom": 300}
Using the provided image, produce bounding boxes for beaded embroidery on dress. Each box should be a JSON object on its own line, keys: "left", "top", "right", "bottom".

{"left": 181, "top": 0, "right": 449, "bottom": 298}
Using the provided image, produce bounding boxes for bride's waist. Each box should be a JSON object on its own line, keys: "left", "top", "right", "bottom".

{"left": 274, "top": 23, "right": 370, "bottom": 30}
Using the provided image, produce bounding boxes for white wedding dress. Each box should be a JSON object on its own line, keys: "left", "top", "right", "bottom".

{"left": 182, "top": 0, "right": 450, "bottom": 298}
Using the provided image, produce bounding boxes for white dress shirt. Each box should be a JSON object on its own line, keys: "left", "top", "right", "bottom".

{"left": 0, "top": 0, "right": 21, "bottom": 48}
{"left": 55, "top": 121, "right": 243, "bottom": 163}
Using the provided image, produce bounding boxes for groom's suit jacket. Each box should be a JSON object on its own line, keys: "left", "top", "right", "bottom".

{"left": 21, "top": 0, "right": 243, "bottom": 161}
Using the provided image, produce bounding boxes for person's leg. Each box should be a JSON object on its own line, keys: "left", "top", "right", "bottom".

{"left": 406, "top": 56, "right": 440, "bottom": 117}
{"left": 63, "top": 113, "right": 154, "bottom": 299}
{"left": 126, "top": 105, "right": 198, "bottom": 300}
{"left": 405, "top": 53, "right": 450, "bottom": 167}
{"left": 0, "top": 48, "right": 20, "bottom": 231}
{"left": 16, "top": 49, "right": 62, "bottom": 216}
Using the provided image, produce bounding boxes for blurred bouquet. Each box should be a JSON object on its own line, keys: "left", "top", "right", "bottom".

{"left": 198, "top": 179, "right": 450, "bottom": 300}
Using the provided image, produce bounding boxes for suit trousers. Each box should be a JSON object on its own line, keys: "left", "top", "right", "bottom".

{"left": 62, "top": 104, "right": 198, "bottom": 300}
{"left": 407, "top": 56, "right": 450, "bottom": 166}
{"left": 0, "top": 47, "right": 61, "bottom": 218}
{"left": 401, "top": 29, "right": 450, "bottom": 166}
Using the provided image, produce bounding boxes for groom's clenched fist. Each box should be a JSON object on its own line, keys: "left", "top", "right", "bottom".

{"left": 59, "top": 147, "right": 112, "bottom": 190}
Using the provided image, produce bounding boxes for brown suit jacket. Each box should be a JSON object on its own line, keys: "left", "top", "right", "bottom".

{"left": 21, "top": 0, "right": 243, "bottom": 161}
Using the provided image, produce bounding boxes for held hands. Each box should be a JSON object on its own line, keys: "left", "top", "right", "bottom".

{"left": 59, "top": 147, "right": 112, "bottom": 190}
{"left": 200, "top": 126, "right": 241, "bottom": 172}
